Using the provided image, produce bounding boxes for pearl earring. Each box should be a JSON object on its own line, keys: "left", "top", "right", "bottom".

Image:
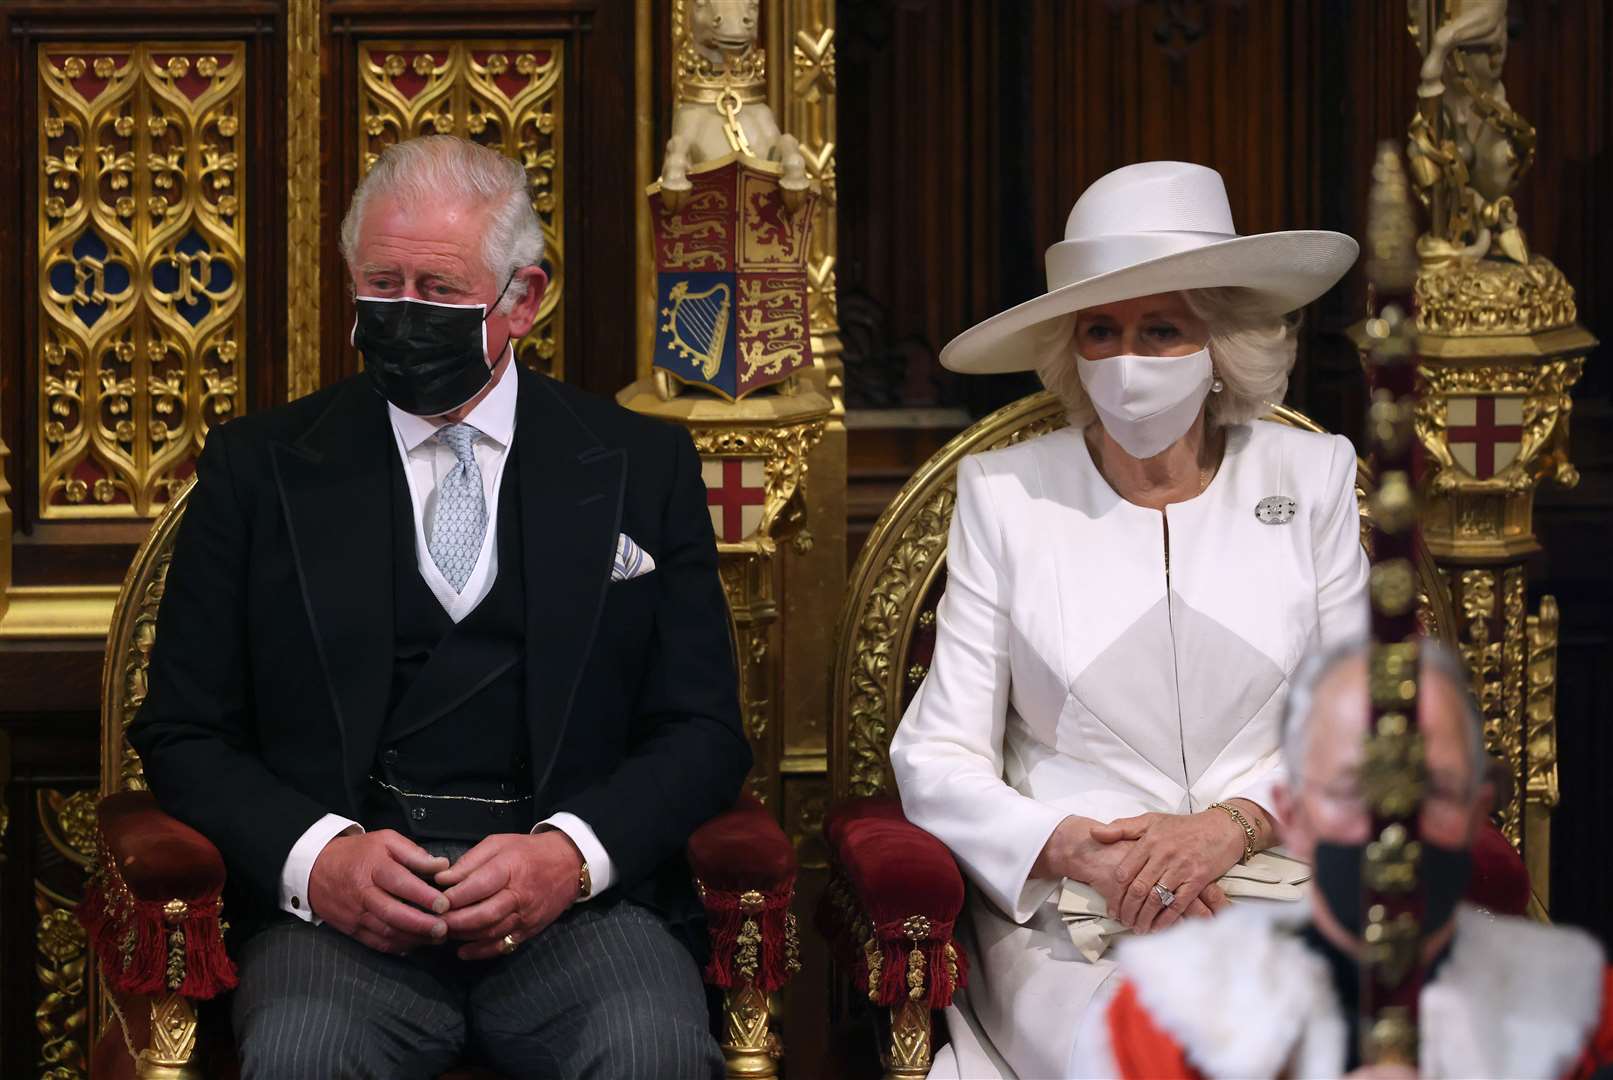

{"left": 1211, "top": 375, "right": 1224, "bottom": 393}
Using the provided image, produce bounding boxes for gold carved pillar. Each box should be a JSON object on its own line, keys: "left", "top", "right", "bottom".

{"left": 628, "top": 6, "right": 837, "bottom": 1067}
{"left": 634, "top": 1, "right": 845, "bottom": 862}
{"left": 286, "top": 0, "right": 321, "bottom": 400}
{"left": 1354, "top": 0, "right": 1595, "bottom": 910}
{"left": 765, "top": 0, "right": 843, "bottom": 881}
{"left": 632, "top": 0, "right": 842, "bottom": 833}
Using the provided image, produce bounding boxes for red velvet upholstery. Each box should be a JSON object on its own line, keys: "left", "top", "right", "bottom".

{"left": 98, "top": 790, "right": 226, "bottom": 901}
{"left": 824, "top": 795, "right": 964, "bottom": 931}
{"left": 819, "top": 795, "right": 968, "bottom": 1007}
{"left": 686, "top": 791, "right": 796, "bottom": 893}
{"left": 686, "top": 793, "right": 801, "bottom": 992}
{"left": 83, "top": 792, "right": 237, "bottom": 1000}
{"left": 1469, "top": 820, "right": 1532, "bottom": 916}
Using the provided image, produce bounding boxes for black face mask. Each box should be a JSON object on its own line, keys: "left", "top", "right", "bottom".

{"left": 1313, "top": 837, "right": 1473, "bottom": 938}
{"left": 352, "top": 275, "right": 514, "bottom": 416}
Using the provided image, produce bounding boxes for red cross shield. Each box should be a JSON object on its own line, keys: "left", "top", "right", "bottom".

{"left": 1446, "top": 395, "right": 1524, "bottom": 479}
{"left": 701, "top": 457, "right": 767, "bottom": 542}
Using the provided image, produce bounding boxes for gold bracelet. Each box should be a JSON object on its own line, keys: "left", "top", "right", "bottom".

{"left": 1209, "top": 802, "right": 1257, "bottom": 864}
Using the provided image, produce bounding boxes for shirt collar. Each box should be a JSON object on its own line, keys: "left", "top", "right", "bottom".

{"left": 387, "top": 357, "right": 519, "bottom": 453}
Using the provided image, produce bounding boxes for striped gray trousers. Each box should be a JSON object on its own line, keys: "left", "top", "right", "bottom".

{"left": 231, "top": 895, "right": 721, "bottom": 1079}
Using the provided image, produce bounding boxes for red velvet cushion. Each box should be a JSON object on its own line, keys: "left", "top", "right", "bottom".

{"left": 824, "top": 794, "right": 964, "bottom": 932}
{"left": 685, "top": 792, "right": 797, "bottom": 893}
{"left": 99, "top": 790, "right": 227, "bottom": 902}
{"left": 1467, "top": 820, "right": 1532, "bottom": 916}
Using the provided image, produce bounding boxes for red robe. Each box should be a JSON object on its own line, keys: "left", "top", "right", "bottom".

{"left": 1081, "top": 904, "right": 1613, "bottom": 1080}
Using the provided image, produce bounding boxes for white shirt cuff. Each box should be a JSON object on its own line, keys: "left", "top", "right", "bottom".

{"left": 534, "top": 812, "right": 615, "bottom": 899}
{"left": 279, "top": 813, "right": 362, "bottom": 924}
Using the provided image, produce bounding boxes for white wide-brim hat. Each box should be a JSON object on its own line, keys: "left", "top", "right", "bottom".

{"left": 940, "top": 161, "right": 1359, "bottom": 374}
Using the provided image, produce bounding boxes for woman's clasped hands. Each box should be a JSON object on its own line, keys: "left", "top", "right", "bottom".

{"left": 1088, "top": 810, "right": 1252, "bottom": 933}
{"left": 1037, "top": 807, "right": 1256, "bottom": 935}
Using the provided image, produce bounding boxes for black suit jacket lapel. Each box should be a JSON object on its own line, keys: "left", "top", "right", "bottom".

{"left": 270, "top": 381, "right": 395, "bottom": 812}
{"left": 516, "top": 369, "right": 626, "bottom": 797}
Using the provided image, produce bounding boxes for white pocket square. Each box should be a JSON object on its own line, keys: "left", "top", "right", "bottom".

{"left": 612, "top": 533, "right": 656, "bottom": 582}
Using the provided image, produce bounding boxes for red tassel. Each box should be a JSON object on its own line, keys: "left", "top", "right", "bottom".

{"left": 821, "top": 870, "right": 970, "bottom": 1009}
{"left": 696, "top": 878, "right": 798, "bottom": 992}
{"left": 78, "top": 853, "right": 237, "bottom": 1000}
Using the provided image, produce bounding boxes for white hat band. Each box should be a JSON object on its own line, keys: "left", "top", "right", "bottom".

{"left": 1045, "top": 231, "right": 1239, "bottom": 291}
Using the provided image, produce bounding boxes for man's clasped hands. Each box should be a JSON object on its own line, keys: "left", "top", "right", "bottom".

{"left": 308, "top": 828, "right": 584, "bottom": 959}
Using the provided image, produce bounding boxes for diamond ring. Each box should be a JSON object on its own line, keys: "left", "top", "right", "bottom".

{"left": 1152, "top": 883, "right": 1176, "bottom": 908}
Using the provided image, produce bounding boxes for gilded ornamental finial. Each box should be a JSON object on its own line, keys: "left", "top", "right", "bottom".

{"left": 1365, "top": 143, "right": 1418, "bottom": 295}
{"left": 1403, "top": 0, "right": 1573, "bottom": 336}
{"left": 1406, "top": 0, "right": 1535, "bottom": 266}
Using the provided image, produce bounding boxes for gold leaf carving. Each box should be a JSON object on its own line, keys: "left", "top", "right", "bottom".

{"left": 1415, "top": 257, "right": 1576, "bottom": 335}
{"left": 37, "top": 42, "right": 247, "bottom": 518}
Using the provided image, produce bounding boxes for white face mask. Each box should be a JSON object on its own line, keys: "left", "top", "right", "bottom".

{"left": 1076, "top": 346, "right": 1213, "bottom": 459}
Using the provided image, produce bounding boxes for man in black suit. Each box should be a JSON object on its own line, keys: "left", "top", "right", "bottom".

{"left": 130, "top": 134, "right": 750, "bottom": 1079}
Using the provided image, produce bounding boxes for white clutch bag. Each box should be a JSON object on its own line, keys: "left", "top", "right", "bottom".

{"left": 1056, "top": 850, "right": 1311, "bottom": 963}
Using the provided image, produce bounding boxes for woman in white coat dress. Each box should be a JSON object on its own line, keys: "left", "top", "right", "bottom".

{"left": 888, "top": 161, "right": 1370, "bottom": 1079}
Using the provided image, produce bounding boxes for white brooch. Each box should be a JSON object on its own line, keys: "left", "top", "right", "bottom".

{"left": 1255, "top": 495, "right": 1296, "bottom": 525}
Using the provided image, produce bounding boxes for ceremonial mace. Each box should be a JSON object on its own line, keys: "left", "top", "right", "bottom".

{"left": 1357, "top": 144, "right": 1430, "bottom": 1068}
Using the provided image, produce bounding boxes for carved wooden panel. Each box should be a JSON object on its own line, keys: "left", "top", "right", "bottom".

{"left": 357, "top": 40, "right": 566, "bottom": 378}
{"left": 36, "top": 43, "right": 246, "bottom": 518}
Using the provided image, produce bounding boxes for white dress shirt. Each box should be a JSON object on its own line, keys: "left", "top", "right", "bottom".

{"left": 278, "top": 364, "right": 614, "bottom": 922}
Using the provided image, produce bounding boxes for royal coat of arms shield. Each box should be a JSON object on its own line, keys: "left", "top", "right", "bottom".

{"left": 648, "top": 154, "right": 818, "bottom": 400}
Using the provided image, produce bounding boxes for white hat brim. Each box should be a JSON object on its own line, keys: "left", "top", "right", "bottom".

{"left": 939, "top": 230, "right": 1359, "bottom": 375}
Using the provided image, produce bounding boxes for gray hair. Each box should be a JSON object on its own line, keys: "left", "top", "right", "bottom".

{"left": 1280, "top": 637, "right": 1488, "bottom": 795}
{"left": 339, "top": 135, "right": 544, "bottom": 314}
{"left": 1034, "top": 287, "right": 1300, "bottom": 430}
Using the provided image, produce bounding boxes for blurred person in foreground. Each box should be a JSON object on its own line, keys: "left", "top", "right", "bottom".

{"left": 1075, "top": 639, "right": 1613, "bottom": 1079}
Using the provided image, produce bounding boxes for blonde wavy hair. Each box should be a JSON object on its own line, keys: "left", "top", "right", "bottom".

{"left": 1034, "top": 287, "right": 1299, "bottom": 429}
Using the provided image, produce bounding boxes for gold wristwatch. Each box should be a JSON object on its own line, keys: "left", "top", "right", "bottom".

{"left": 577, "top": 859, "right": 592, "bottom": 901}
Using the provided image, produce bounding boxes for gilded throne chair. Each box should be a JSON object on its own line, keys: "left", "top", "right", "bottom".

{"left": 818, "top": 391, "right": 1534, "bottom": 1078}
{"left": 78, "top": 479, "right": 802, "bottom": 1080}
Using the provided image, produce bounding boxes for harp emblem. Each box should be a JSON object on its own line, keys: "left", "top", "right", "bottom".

{"left": 647, "top": 154, "right": 819, "bottom": 400}
{"left": 660, "top": 280, "right": 733, "bottom": 380}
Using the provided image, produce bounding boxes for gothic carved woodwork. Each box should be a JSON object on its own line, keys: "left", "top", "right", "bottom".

{"left": 1450, "top": 565, "right": 1530, "bottom": 848}
{"left": 687, "top": 415, "right": 828, "bottom": 810}
{"left": 1412, "top": 353, "right": 1586, "bottom": 560}
{"left": 770, "top": 0, "right": 840, "bottom": 369}
{"left": 37, "top": 43, "right": 247, "bottom": 519}
{"left": 35, "top": 788, "right": 98, "bottom": 1080}
{"left": 766, "top": 0, "right": 846, "bottom": 841}
{"left": 1524, "top": 595, "right": 1559, "bottom": 909}
{"left": 285, "top": 0, "right": 321, "bottom": 401}
{"left": 357, "top": 40, "right": 566, "bottom": 378}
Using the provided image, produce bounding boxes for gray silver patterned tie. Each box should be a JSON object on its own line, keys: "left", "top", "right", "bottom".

{"left": 428, "top": 422, "right": 487, "bottom": 593}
